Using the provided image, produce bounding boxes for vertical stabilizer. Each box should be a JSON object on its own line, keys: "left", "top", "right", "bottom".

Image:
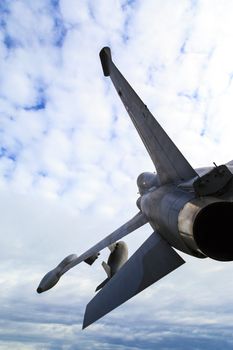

{"left": 99, "top": 47, "right": 197, "bottom": 185}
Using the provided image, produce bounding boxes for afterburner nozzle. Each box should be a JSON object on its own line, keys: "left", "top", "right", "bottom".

{"left": 37, "top": 254, "right": 77, "bottom": 293}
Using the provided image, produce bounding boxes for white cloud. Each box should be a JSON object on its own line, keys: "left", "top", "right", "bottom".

{"left": 1, "top": 0, "right": 233, "bottom": 349}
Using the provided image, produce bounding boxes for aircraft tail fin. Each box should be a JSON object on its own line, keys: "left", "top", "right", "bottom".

{"left": 99, "top": 47, "right": 197, "bottom": 185}
{"left": 99, "top": 47, "right": 111, "bottom": 76}
{"left": 226, "top": 160, "right": 233, "bottom": 166}
{"left": 83, "top": 231, "right": 185, "bottom": 329}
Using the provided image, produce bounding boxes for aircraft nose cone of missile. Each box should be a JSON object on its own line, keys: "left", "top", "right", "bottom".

{"left": 37, "top": 287, "right": 43, "bottom": 294}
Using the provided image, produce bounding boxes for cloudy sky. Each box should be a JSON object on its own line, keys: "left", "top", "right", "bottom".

{"left": 1, "top": 0, "right": 233, "bottom": 349}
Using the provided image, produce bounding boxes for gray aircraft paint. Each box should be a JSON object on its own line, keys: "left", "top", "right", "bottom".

{"left": 96, "top": 241, "right": 128, "bottom": 291}
{"left": 37, "top": 47, "right": 233, "bottom": 329}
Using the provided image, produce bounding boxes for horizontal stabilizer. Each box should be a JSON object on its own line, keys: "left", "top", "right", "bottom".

{"left": 83, "top": 231, "right": 185, "bottom": 329}
{"left": 99, "top": 47, "right": 197, "bottom": 185}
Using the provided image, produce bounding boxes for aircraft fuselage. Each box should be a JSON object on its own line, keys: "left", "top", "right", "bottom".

{"left": 138, "top": 165, "right": 233, "bottom": 261}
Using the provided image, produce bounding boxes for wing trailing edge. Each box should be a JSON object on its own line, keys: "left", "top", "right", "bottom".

{"left": 99, "top": 47, "right": 197, "bottom": 185}
{"left": 83, "top": 231, "right": 185, "bottom": 329}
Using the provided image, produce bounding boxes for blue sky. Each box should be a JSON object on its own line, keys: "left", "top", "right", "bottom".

{"left": 1, "top": 0, "right": 233, "bottom": 349}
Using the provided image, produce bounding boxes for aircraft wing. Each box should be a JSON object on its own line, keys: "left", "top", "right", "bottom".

{"left": 83, "top": 230, "right": 185, "bottom": 328}
{"left": 99, "top": 47, "right": 197, "bottom": 185}
{"left": 37, "top": 211, "right": 148, "bottom": 290}
{"left": 61, "top": 212, "right": 148, "bottom": 274}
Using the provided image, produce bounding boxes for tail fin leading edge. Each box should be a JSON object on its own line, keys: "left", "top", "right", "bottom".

{"left": 99, "top": 47, "right": 197, "bottom": 185}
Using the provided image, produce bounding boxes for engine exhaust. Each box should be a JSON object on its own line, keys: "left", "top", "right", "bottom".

{"left": 179, "top": 198, "right": 233, "bottom": 261}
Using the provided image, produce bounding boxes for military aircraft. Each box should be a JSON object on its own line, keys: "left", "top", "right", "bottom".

{"left": 37, "top": 47, "right": 233, "bottom": 329}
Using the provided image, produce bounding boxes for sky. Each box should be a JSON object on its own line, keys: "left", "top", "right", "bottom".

{"left": 1, "top": 0, "right": 233, "bottom": 349}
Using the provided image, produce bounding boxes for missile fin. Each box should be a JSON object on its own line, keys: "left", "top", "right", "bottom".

{"left": 102, "top": 261, "right": 111, "bottom": 277}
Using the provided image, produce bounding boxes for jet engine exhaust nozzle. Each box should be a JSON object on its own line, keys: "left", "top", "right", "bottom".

{"left": 193, "top": 201, "right": 233, "bottom": 261}
{"left": 179, "top": 200, "right": 233, "bottom": 261}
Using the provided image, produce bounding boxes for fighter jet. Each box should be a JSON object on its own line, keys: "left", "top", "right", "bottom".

{"left": 37, "top": 47, "right": 233, "bottom": 329}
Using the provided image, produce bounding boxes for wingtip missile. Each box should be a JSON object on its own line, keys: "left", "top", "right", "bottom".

{"left": 99, "top": 47, "right": 112, "bottom": 76}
